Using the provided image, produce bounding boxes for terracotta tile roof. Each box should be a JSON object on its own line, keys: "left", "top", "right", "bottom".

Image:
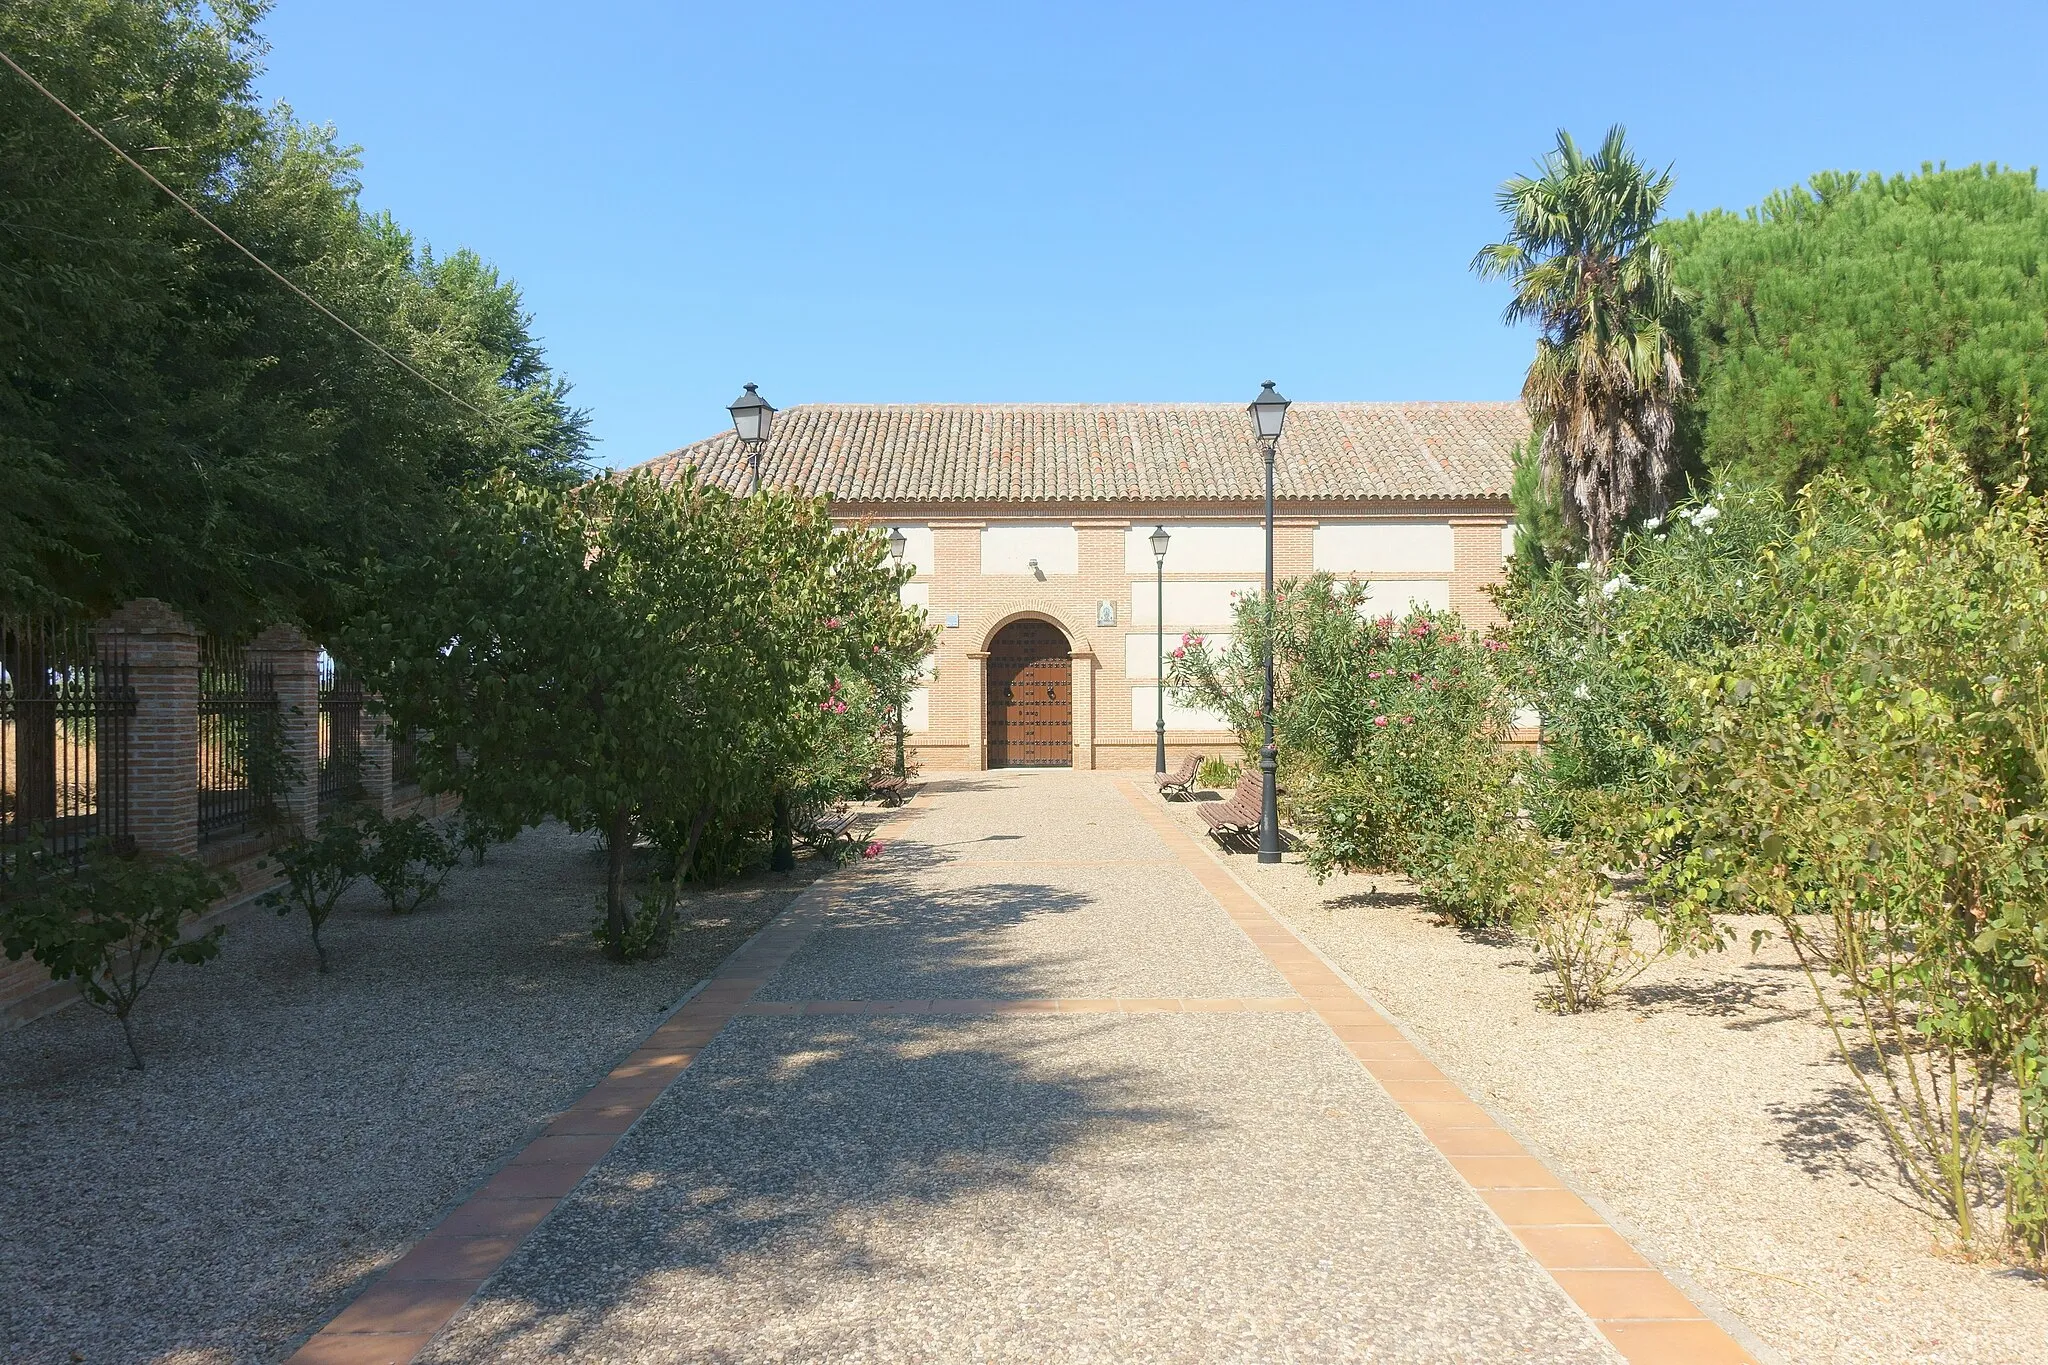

{"left": 628, "top": 402, "right": 1525, "bottom": 504}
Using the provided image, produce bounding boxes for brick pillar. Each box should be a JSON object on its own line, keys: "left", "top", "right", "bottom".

{"left": 247, "top": 624, "right": 319, "bottom": 837}
{"left": 98, "top": 599, "right": 199, "bottom": 859}
{"left": 1275, "top": 516, "right": 1318, "bottom": 579}
{"left": 967, "top": 650, "right": 990, "bottom": 770}
{"left": 1450, "top": 515, "right": 1512, "bottom": 632}
{"left": 361, "top": 696, "right": 394, "bottom": 816}
{"left": 1069, "top": 648, "right": 1096, "bottom": 770}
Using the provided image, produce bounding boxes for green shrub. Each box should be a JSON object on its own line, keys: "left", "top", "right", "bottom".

{"left": 262, "top": 817, "right": 366, "bottom": 972}
{"left": 590, "top": 886, "right": 674, "bottom": 962}
{"left": 1669, "top": 396, "right": 2048, "bottom": 1254}
{"left": 0, "top": 844, "right": 225, "bottom": 1069}
{"left": 361, "top": 812, "right": 457, "bottom": 914}
{"left": 1196, "top": 756, "right": 1237, "bottom": 790}
{"left": 452, "top": 808, "right": 521, "bottom": 866}
{"left": 1491, "top": 481, "right": 1790, "bottom": 833}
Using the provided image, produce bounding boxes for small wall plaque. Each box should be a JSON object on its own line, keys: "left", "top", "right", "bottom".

{"left": 945, "top": 612, "right": 960, "bottom": 628}
{"left": 1096, "top": 600, "right": 1117, "bottom": 626}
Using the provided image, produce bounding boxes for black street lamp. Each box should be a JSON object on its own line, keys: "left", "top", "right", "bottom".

{"left": 1150, "top": 525, "right": 1171, "bottom": 776}
{"left": 727, "top": 382, "right": 776, "bottom": 495}
{"left": 887, "top": 527, "right": 909, "bottom": 777}
{"left": 1248, "top": 381, "right": 1290, "bottom": 864}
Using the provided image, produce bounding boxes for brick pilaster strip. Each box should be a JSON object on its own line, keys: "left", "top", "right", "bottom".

{"left": 1113, "top": 778, "right": 1760, "bottom": 1365}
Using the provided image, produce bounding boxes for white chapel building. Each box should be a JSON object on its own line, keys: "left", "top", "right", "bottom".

{"left": 634, "top": 401, "right": 1525, "bottom": 772}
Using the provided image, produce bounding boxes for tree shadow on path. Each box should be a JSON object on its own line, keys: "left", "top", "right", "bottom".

{"left": 422, "top": 1013, "right": 1207, "bottom": 1364}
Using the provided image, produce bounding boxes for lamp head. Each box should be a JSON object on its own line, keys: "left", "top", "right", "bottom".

{"left": 1149, "top": 525, "right": 1171, "bottom": 562}
{"left": 727, "top": 382, "right": 775, "bottom": 445}
{"left": 1248, "top": 380, "right": 1290, "bottom": 442}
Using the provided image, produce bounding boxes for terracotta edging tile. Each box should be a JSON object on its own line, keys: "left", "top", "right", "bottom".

{"left": 1512, "top": 1225, "right": 1653, "bottom": 1270}
{"left": 1109, "top": 776, "right": 1759, "bottom": 1365}
{"left": 1598, "top": 1318, "right": 1759, "bottom": 1364}
{"left": 287, "top": 1332, "right": 440, "bottom": 1365}
{"left": 285, "top": 790, "right": 935, "bottom": 1365}
{"left": 383, "top": 1235, "right": 522, "bottom": 1282}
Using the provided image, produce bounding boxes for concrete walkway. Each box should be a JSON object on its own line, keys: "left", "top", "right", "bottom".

{"left": 293, "top": 773, "right": 1754, "bottom": 1364}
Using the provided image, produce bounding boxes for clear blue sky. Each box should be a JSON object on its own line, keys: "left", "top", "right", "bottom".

{"left": 253, "top": 0, "right": 2048, "bottom": 469}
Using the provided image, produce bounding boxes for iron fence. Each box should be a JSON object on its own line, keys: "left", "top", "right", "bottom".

{"left": 318, "top": 652, "right": 365, "bottom": 809}
{"left": 390, "top": 728, "right": 419, "bottom": 789}
{"left": 198, "top": 638, "right": 281, "bottom": 844}
{"left": 1, "top": 616, "right": 134, "bottom": 884}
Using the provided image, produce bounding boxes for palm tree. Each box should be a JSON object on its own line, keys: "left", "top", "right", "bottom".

{"left": 1473, "top": 126, "right": 1688, "bottom": 570}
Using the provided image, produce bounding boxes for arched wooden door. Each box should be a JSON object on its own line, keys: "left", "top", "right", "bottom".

{"left": 986, "top": 619, "right": 1072, "bottom": 768}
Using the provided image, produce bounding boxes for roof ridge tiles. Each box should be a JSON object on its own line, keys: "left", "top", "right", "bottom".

{"left": 632, "top": 400, "right": 1524, "bottom": 504}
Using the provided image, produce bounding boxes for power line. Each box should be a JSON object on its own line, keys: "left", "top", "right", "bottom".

{"left": 0, "top": 43, "right": 499, "bottom": 426}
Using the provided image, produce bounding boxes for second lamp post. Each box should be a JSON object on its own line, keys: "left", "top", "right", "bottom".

{"left": 1248, "top": 381, "right": 1290, "bottom": 864}
{"left": 1150, "top": 525, "right": 1171, "bottom": 775}
{"left": 887, "top": 525, "right": 910, "bottom": 777}
{"left": 727, "top": 382, "right": 775, "bottom": 494}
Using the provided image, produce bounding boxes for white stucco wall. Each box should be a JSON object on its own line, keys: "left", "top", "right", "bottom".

{"left": 1313, "top": 522, "right": 1457, "bottom": 574}
{"left": 981, "top": 524, "right": 1079, "bottom": 575}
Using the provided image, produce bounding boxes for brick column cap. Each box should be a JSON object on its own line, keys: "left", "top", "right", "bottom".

{"left": 99, "top": 597, "right": 195, "bottom": 636}
{"left": 248, "top": 622, "right": 314, "bottom": 653}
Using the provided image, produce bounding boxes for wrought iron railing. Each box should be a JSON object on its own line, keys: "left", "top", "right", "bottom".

{"left": 1, "top": 617, "right": 135, "bottom": 885}
{"left": 390, "top": 728, "right": 419, "bottom": 789}
{"left": 318, "top": 653, "right": 365, "bottom": 809}
{"left": 198, "top": 639, "right": 282, "bottom": 844}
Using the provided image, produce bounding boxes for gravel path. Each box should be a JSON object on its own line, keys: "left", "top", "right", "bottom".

{"left": 423, "top": 771, "right": 1619, "bottom": 1363}
{"left": 0, "top": 822, "right": 824, "bottom": 1365}
{"left": 1153, "top": 791, "right": 2048, "bottom": 1364}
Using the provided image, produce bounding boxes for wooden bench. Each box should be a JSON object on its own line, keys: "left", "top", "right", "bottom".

{"left": 1199, "top": 771, "right": 1266, "bottom": 845}
{"left": 867, "top": 772, "right": 911, "bottom": 807}
{"left": 1153, "top": 752, "right": 1204, "bottom": 800}
{"left": 801, "top": 804, "right": 859, "bottom": 852}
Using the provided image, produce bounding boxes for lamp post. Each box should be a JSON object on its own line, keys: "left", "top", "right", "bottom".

{"left": 1247, "top": 381, "right": 1290, "bottom": 864}
{"left": 1150, "top": 525, "right": 1171, "bottom": 775}
{"left": 727, "top": 382, "right": 776, "bottom": 494}
{"left": 887, "top": 526, "right": 909, "bottom": 777}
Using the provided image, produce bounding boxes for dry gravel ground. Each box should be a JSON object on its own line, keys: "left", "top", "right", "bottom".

{"left": 424, "top": 771, "right": 1618, "bottom": 1364}
{"left": 425, "top": 1014, "right": 1614, "bottom": 1365}
{"left": 1155, "top": 790, "right": 2048, "bottom": 1365}
{"left": 0, "top": 820, "right": 827, "bottom": 1365}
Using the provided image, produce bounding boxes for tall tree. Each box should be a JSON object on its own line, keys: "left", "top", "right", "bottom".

{"left": 1474, "top": 126, "right": 1688, "bottom": 569}
{"left": 1663, "top": 165, "right": 2048, "bottom": 496}
{"left": 0, "top": 0, "right": 587, "bottom": 630}
{"left": 348, "top": 472, "right": 931, "bottom": 956}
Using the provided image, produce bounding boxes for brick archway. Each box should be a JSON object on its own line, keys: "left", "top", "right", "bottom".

{"left": 984, "top": 618, "right": 1072, "bottom": 768}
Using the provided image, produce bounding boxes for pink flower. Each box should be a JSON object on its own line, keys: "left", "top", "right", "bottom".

{"left": 825, "top": 616, "right": 842, "bottom": 628}
{"left": 1373, "top": 715, "right": 1389, "bottom": 728}
{"left": 862, "top": 841, "right": 883, "bottom": 859}
{"left": 1171, "top": 647, "right": 1186, "bottom": 659}
{"left": 1410, "top": 672, "right": 1422, "bottom": 684}
{"left": 1400, "top": 715, "right": 1415, "bottom": 725}
{"left": 1483, "top": 639, "right": 1507, "bottom": 653}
